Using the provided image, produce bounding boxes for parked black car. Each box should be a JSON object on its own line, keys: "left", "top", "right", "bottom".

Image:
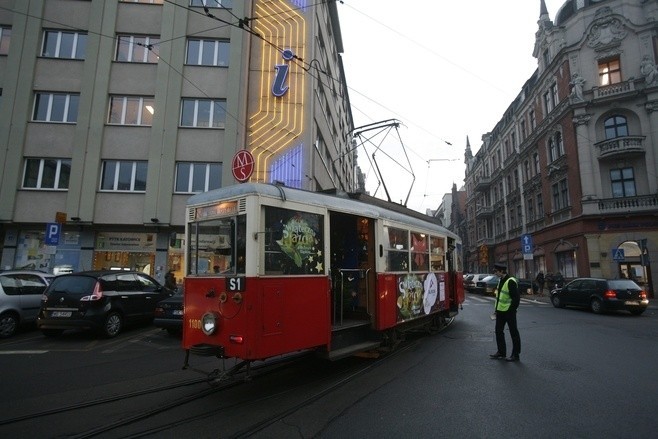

{"left": 37, "top": 270, "right": 174, "bottom": 338}
{"left": 475, "top": 276, "right": 534, "bottom": 296}
{"left": 550, "top": 277, "right": 648, "bottom": 315}
{"left": 154, "top": 290, "right": 183, "bottom": 336}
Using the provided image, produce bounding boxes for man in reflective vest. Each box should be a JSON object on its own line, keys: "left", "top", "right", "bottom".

{"left": 489, "top": 263, "right": 521, "bottom": 362}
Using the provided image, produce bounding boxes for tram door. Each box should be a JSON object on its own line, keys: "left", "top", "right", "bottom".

{"left": 329, "top": 213, "right": 375, "bottom": 325}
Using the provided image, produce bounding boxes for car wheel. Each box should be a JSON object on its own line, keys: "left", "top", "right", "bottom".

{"left": 41, "top": 329, "right": 64, "bottom": 337}
{"left": 102, "top": 312, "right": 123, "bottom": 338}
{"left": 590, "top": 298, "right": 603, "bottom": 314}
{"left": 0, "top": 312, "right": 19, "bottom": 338}
{"left": 551, "top": 295, "right": 564, "bottom": 308}
{"left": 629, "top": 307, "right": 646, "bottom": 316}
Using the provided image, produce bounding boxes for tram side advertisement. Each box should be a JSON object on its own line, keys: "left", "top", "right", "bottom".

{"left": 397, "top": 272, "right": 446, "bottom": 322}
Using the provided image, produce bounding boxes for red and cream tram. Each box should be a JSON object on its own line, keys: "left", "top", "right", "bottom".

{"left": 182, "top": 183, "right": 464, "bottom": 364}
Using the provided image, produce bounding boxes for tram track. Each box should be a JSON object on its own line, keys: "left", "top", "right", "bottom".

{"left": 111, "top": 318, "right": 455, "bottom": 438}
{"left": 1, "top": 318, "right": 456, "bottom": 438}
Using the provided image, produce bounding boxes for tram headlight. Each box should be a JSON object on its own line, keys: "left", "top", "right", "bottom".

{"left": 201, "top": 312, "right": 219, "bottom": 335}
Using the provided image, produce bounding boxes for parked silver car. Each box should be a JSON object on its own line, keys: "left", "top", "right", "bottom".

{"left": 0, "top": 270, "right": 55, "bottom": 337}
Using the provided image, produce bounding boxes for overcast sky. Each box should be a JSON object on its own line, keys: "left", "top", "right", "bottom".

{"left": 336, "top": 0, "right": 566, "bottom": 214}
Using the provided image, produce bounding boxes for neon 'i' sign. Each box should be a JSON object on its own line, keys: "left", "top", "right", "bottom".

{"left": 272, "top": 49, "right": 294, "bottom": 97}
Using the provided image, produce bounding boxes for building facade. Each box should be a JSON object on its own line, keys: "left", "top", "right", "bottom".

{"left": 463, "top": 0, "right": 658, "bottom": 296}
{"left": 0, "top": 0, "right": 354, "bottom": 284}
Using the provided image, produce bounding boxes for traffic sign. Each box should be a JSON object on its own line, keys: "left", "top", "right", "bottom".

{"left": 232, "top": 150, "right": 254, "bottom": 182}
{"left": 521, "top": 234, "right": 533, "bottom": 254}
{"left": 45, "top": 222, "right": 61, "bottom": 246}
{"left": 612, "top": 248, "right": 625, "bottom": 261}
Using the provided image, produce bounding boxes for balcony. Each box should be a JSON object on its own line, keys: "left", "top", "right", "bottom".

{"left": 594, "top": 136, "right": 646, "bottom": 160}
{"left": 475, "top": 205, "right": 493, "bottom": 218}
{"left": 592, "top": 80, "right": 636, "bottom": 100}
{"left": 474, "top": 176, "right": 492, "bottom": 192}
{"left": 581, "top": 194, "right": 658, "bottom": 215}
{"left": 476, "top": 237, "right": 494, "bottom": 247}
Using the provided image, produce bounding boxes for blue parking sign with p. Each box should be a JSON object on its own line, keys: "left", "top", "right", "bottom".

{"left": 45, "top": 222, "right": 61, "bottom": 245}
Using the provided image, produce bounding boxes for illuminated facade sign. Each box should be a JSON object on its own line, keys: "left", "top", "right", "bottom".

{"left": 247, "top": 0, "right": 306, "bottom": 186}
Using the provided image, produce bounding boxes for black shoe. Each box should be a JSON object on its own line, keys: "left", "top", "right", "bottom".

{"left": 489, "top": 352, "right": 505, "bottom": 359}
{"left": 506, "top": 355, "right": 520, "bottom": 362}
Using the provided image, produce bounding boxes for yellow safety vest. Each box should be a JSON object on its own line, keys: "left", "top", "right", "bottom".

{"left": 495, "top": 277, "right": 518, "bottom": 312}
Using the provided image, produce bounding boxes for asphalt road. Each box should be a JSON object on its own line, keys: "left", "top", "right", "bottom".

{"left": 1, "top": 295, "right": 657, "bottom": 438}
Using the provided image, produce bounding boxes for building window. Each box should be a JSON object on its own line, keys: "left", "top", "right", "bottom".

{"left": 551, "top": 82, "right": 559, "bottom": 107}
{"left": 548, "top": 132, "right": 563, "bottom": 162}
{"left": 180, "top": 98, "right": 226, "bottom": 128}
{"left": 174, "top": 162, "right": 222, "bottom": 193}
{"left": 598, "top": 58, "right": 621, "bottom": 86}
{"left": 529, "top": 109, "right": 536, "bottom": 129}
{"left": 527, "top": 197, "right": 535, "bottom": 221}
{"left": 548, "top": 138, "right": 557, "bottom": 162}
{"left": 22, "top": 158, "right": 71, "bottom": 190}
{"left": 190, "top": 0, "right": 233, "bottom": 8}
{"left": 536, "top": 193, "right": 544, "bottom": 217}
{"left": 556, "top": 250, "right": 577, "bottom": 278}
{"left": 520, "top": 120, "right": 526, "bottom": 140}
{"left": 33, "top": 93, "right": 79, "bottom": 123}
{"left": 533, "top": 153, "right": 540, "bottom": 175}
{"left": 115, "top": 35, "right": 159, "bottom": 63}
{"left": 543, "top": 89, "right": 553, "bottom": 114}
{"left": 604, "top": 115, "right": 628, "bottom": 139}
{"left": 556, "top": 131, "right": 564, "bottom": 156}
{"left": 108, "top": 96, "right": 154, "bottom": 125}
{"left": 42, "top": 30, "right": 87, "bottom": 59}
{"left": 186, "top": 39, "right": 229, "bottom": 66}
{"left": 100, "top": 160, "right": 147, "bottom": 192}
{"left": 0, "top": 26, "right": 10, "bottom": 55}
{"left": 552, "top": 178, "right": 569, "bottom": 211}
{"left": 524, "top": 160, "right": 530, "bottom": 181}
{"left": 610, "top": 167, "right": 636, "bottom": 198}
{"left": 542, "top": 49, "right": 550, "bottom": 67}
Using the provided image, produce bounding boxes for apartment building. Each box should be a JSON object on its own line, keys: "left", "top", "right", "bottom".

{"left": 0, "top": 0, "right": 354, "bottom": 284}
{"left": 463, "top": 0, "right": 658, "bottom": 296}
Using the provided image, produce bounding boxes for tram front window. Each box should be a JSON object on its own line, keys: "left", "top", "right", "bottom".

{"left": 188, "top": 216, "right": 245, "bottom": 275}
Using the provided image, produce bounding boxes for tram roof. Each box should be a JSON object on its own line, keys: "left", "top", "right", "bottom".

{"left": 188, "top": 183, "right": 459, "bottom": 240}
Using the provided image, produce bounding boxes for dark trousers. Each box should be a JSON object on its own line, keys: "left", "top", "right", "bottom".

{"left": 495, "top": 310, "right": 521, "bottom": 357}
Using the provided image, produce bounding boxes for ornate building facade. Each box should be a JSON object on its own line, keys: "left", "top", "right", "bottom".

{"left": 463, "top": 0, "right": 658, "bottom": 296}
{"left": 0, "top": 0, "right": 354, "bottom": 283}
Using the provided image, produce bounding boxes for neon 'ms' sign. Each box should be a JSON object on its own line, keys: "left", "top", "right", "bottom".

{"left": 272, "top": 49, "right": 294, "bottom": 97}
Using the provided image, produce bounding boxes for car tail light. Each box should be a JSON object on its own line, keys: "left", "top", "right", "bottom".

{"left": 81, "top": 281, "right": 104, "bottom": 301}
{"left": 603, "top": 290, "right": 617, "bottom": 299}
{"left": 154, "top": 307, "right": 165, "bottom": 317}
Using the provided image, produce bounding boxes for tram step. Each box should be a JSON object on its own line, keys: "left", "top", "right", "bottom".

{"left": 320, "top": 341, "right": 382, "bottom": 361}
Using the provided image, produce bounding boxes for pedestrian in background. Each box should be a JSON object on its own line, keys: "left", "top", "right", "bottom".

{"left": 535, "top": 271, "right": 545, "bottom": 297}
{"left": 489, "top": 263, "right": 521, "bottom": 362}
{"left": 165, "top": 269, "right": 177, "bottom": 292}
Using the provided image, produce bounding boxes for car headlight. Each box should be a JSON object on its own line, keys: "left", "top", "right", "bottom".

{"left": 201, "top": 312, "right": 218, "bottom": 335}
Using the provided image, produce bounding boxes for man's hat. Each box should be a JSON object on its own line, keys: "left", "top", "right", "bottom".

{"left": 494, "top": 263, "right": 507, "bottom": 272}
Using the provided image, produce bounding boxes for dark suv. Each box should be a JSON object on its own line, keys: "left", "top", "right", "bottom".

{"left": 37, "top": 271, "right": 173, "bottom": 337}
{"left": 550, "top": 277, "right": 648, "bottom": 315}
